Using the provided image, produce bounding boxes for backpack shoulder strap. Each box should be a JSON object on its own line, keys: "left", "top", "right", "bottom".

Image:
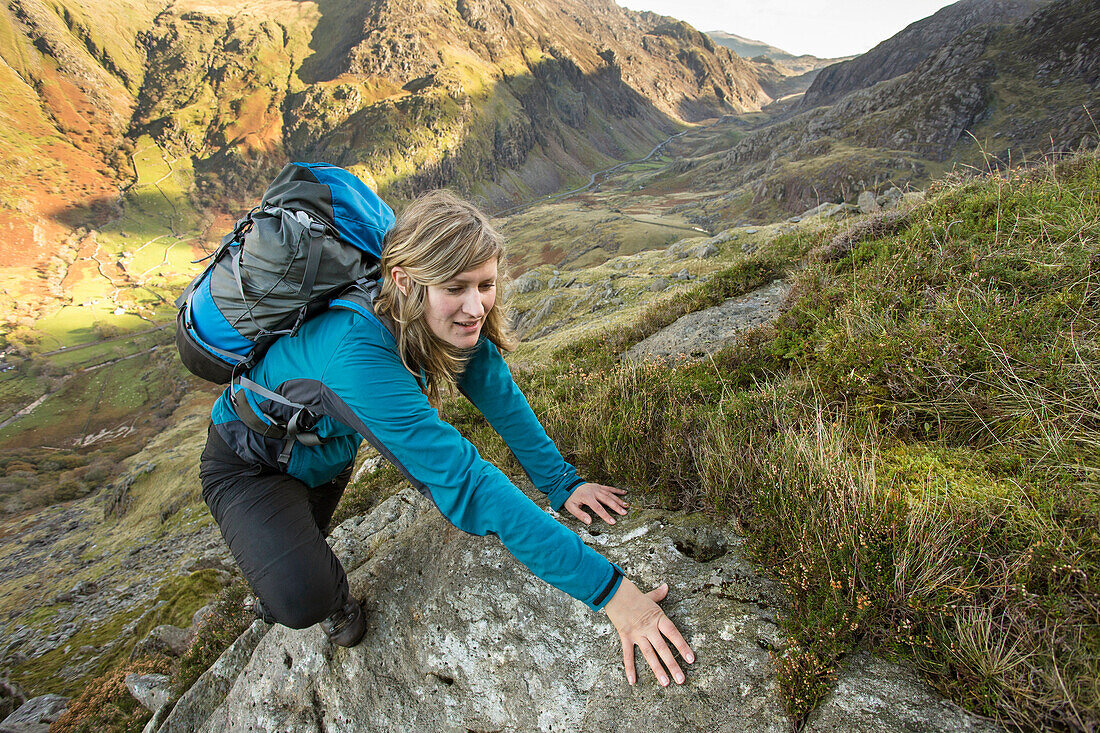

{"left": 329, "top": 278, "right": 380, "bottom": 318}
{"left": 329, "top": 278, "right": 398, "bottom": 341}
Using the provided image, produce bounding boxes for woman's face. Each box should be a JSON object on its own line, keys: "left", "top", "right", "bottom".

{"left": 421, "top": 258, "right": 498, "bottom": 349}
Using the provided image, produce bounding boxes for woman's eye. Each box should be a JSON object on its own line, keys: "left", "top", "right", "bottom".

{"left": 479, "top": 283, "right": 495, "bottom": 291}
{"left": 446, "top": 287, "right": 463, "bottom": 294}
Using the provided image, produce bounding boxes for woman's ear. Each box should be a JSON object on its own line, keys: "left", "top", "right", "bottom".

{"left": 390, "top": 266, "right": 409, "bottom": 295}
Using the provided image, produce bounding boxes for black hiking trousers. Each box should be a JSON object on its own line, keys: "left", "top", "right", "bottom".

{"left": 199, "top": 422, "right": 353, "bottom": 629}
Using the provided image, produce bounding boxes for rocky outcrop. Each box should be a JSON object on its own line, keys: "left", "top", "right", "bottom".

{"left": 0, "top": 694, "right": 68, "bottom": 733}
{"left": 801, "top": 0, "right": 1047, "bottom": 109}
{"left": 150, "top": 621, "right": 268, "bottom": 733}
{"left": 625, "top": 280, "right": 791, "bottom": 363}
{"left": 170, "top": 488, "right": 790, "bottom": 731}
{"left": 160, "top": 485, "right": 1001, "bottom": 732}
{"left": 805, "top": 654, "right": 1000, "bottom": 732}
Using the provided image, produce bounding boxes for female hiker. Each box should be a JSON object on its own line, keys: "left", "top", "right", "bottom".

{"left": 198, "top": 189, "right": 695, "bottom": 687}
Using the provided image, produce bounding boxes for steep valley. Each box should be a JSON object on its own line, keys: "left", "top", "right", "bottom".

{"left": 0, "top": 0, "right": 1098, "bottom": 729}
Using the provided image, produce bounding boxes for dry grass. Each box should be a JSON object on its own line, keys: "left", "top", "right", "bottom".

{"left": 510, "top": 151, "right": 1100, "bottom": 730}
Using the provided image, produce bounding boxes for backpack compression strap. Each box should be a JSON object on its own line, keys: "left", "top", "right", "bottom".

{"left": 232, "top": 376, "right": 327, "bottom": 466}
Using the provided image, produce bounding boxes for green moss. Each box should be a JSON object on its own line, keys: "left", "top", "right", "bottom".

{"left": 11, "top": 569, "right": 223, "bottom": 697}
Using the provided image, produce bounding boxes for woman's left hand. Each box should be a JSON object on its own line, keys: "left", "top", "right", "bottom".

{"left": 563, "top": 482, "right": 629, "bottom": 526}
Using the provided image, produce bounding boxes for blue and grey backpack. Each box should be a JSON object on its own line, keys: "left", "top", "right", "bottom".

{"left": 175, "top": 162, "right": 396, "bottom": 385}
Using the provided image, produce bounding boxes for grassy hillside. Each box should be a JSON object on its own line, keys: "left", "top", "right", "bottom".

{"left": 483, "top": 151, "right": 1096, "bottom": 730}
{"left": 17, "top": 154, "right": 1098, "bottom": 732}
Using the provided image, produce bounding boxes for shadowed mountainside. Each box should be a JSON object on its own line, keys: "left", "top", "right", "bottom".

{"left": 800, "top": 0, "right": 1050, "bottom": 109}
{"left": 651, "top": 0, "right": 1098, "bottom": 223}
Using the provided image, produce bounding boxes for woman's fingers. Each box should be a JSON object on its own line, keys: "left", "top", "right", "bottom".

{"left": 621, "top": 634, "right": 638, "bottom": 686}
{"left": 659, "top": 615, "right": 695, "bottom": 664}
{"left": 589, "top": 500, "right": 616, "bottom": 525}
{"left": 598, "top": 489, "right": 629, "bottom": 514}
{"left": 651, "top": 633, "right": 685, "bottom": 684}
{"left": 636, "top": 637, "right": 672, "bottom": 686}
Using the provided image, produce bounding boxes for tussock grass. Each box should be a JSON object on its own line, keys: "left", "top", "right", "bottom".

{"left": 504, "top": 152, "right": 1100, "bottom": 730}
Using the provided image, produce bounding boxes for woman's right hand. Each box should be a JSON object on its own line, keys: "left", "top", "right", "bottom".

{"left": 603, "top": 578, "right": 694, "bottom": 686}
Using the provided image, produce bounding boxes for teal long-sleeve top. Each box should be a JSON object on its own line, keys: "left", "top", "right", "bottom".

{"left": 210, "top": 302, "right": 623, "bottom": 612}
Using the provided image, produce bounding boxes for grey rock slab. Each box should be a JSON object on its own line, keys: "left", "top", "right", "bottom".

{"left": 132, "top": 624, "right": 192, "bottom": 659}
{"left": 802, "top": 202, "right": 844, "bottom": 219}
{"left": 196, "top": 488, "right": 791, "bottom": 733}
{"left": 125, "top": 673, "right": 172, "bottom": 713}
{"left": 626, "top": 280, "right": 791, "bottom": 362}
{"left": 0, "top": 694, "right": 67, "bottom": 733}
{"left": 804, "top": 653, "right": 1002, "bottom": 733}
{"left": 857, "top": 190, "right": 882, "bottom": 214}
{"left": 505, "top": 272, "right": 542, "bottom": 297}
{"left": 155, "top": 620, "right": 268, "bottom": 733}
{"left": 191, "top": 604, "right": 216, "bottom": 628}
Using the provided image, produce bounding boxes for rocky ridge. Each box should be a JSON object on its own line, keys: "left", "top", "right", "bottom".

{"left": 148, "top": 486, "right": 1001, "bottom": 732}
{"left": 668, "top": 0, "right": 1099, "bottom": 220}
{"left": 800, "top": 0, "right": 1048, "bottom": 109}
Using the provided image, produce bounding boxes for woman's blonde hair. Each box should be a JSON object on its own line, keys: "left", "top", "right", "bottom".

{"left": 374, "top": 189, "right": 516, "bottom": 406}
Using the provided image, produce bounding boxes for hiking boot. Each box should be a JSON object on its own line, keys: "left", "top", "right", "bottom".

{"left": 243, "top": 595, "right": 277, "bottom": 624}
{"left": 321, "top": 598, "right": 365, "bottom": 647}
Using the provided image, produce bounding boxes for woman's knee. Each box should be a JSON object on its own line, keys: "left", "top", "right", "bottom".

{"left": 262, "top": 587, "right": 342, "bottom": 629}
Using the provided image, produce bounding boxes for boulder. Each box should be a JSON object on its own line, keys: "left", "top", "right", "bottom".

{"left": 124, "top": 673, "right": 172, "bottom": 714}
{"left": 649, "top": 277, "right": 670, "bottom": 292}
{"left": 804, "top": 654, "right": 1000, "bottom": 732}
{"left": 505, "top": 273, "right": 542, "bottom": 298}
{"left": 0, "top": 694, "right": 68, "bottom": 733}
{"left": 155, "top": 621, "right": 268, "bottom": 733}
{"left": 179, "top": 489, "right": 792, "bottom": 732}
{"left": 191, "top": 604, "right": 217, "bottom": 629}
{"left": 801, "top": 202, "right": 846, "bottom": 219}
{"left": 132, "top": 624, "right": 193, "bottom": 659}
{"left": 625, "top": 280, "right": 791, "bottom": 362}
{"left": 857, "top": 190, "right": 881, "bottom": 214}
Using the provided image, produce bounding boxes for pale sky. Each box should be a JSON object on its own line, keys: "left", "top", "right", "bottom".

{"left": 615, "top": 0, "right": 960, "bottom": 58}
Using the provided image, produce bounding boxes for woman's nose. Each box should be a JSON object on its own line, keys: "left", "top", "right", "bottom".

{"left": 461, "top": 290, "right": 485, "bottom": 317}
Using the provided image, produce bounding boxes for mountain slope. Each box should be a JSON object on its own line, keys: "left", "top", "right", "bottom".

{"left": 707, "top": 30, "right": 845, "bottom": 75}
{"left": 0, "top": 0, "right": 163, "bottom": 266}
{"left": 0, "top": 0, "right": 768, "bottom": 273}
{"left": 131, "top": 0, "right": 768, "bottom": 211}
{"left": 801, "top": 0, "right": 1048, "bottom": 109}
{"left": 663, "top": 0, "right": 1098, "bottom": 222}
{"left": 0, "top": 0, "right": 768, "bottom": 350}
